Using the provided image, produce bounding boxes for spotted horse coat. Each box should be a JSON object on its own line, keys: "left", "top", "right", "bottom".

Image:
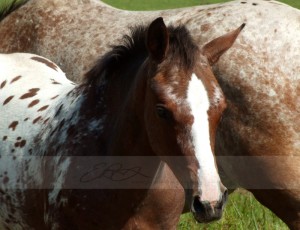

{"left": 0, "top": 0, "right": 300, "bottom": 229}
{"left": 0, "top": 53, "right": 72, "bottom": 157}
{"left": 0, "top": 53, "right": 72, "bottom": 229}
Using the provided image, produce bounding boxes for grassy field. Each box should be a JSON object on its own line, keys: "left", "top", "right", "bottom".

{"left": 102, "top": 0, "right": 300, "bottom": 10}
{"left": 101, "top": 0, "right": 295, "bottom": 229}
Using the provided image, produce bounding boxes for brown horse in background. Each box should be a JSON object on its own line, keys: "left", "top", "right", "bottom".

{"left": 0, "top": 0, "right": 299, "bottom": 229}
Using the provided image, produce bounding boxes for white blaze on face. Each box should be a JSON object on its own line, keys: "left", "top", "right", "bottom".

{"left": 187, "top": 73, "right": 221, "bottom": 202}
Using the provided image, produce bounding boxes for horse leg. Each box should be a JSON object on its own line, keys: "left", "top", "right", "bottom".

{"left": 250, "top": 189, "right": 300, "bottom": 230}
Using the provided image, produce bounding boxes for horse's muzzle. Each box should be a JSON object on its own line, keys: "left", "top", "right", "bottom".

{"left": 191, "top": 189, "right": 228, "bottom": 223}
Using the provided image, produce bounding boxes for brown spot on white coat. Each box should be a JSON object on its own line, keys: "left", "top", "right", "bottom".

{"left": 31, "top": 56, "right": 58, "bottom": 71}
{"left": 28, "top": 99, "right": 40, "bottom": 108}
{"left": 0, "top": 80, "right": 6, "bottom": 89}
{"left": 37, "top": 105, "right": 49, "bottom": 112}
{"left": 3, "top": 96, "right": 14, "bottom": 105}
{"left": 20, "top": 88, "right": 40, "bottom": 99}
{"left": 10, "top": 75, "right": 22, "bottom": 84}
{"left": 8, "top": 121, "right": 18, "bottom": 131}
{"left": 32, "top": 116, "right": 42, "bottom": 124}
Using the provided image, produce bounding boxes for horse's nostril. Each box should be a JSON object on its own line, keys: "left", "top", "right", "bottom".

{"left": 215, "top": 189, "right": 228, "bottom": 210}
{"left": 192, "top": 196, "right": 225, "bottom": 223}
{"left": 192, "top": 196, "right": 206, "bottom": 213}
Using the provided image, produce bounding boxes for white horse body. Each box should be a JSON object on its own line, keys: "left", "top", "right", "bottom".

{"left": 0, "top": 53, "right": 71, "bottom": 158}
{"left": 0, "top": 53, "right": 74, "bottom": 229}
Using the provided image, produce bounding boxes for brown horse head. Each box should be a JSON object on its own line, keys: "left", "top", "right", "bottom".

{"left": 85, "top": 17, "right": 244, "bottom": 223}
{"left": 141, "top": 18, "right": 244, "bottom": 222}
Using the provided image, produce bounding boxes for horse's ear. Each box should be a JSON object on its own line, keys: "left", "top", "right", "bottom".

{"left": 202, "top": 23, "right": 245, "bottom": 65}
{"left": 147, "top": 17, "right": 169, "bottom": 63}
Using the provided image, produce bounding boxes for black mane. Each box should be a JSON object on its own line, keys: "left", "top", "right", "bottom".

{"left": 85, "top": 25, "right": 148, "bottom": 84}
{"left": 0, "top": 0, "right": 29, "bottom": 21}
{"left": 167, "top": 24, "right": 198, "bottom": 70}
{"left": 85, "top": 22, "right": 198, "bottom": 83}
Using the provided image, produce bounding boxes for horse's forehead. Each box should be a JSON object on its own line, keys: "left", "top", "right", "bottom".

{"left": 155, "top": 67, "right": 222, "bottom": 101}
{"left": 154, "top": 70, "right": 190, "bottom": 104}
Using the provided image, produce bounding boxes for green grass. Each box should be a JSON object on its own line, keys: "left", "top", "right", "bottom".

{"left": 102, "top": 0, "right": 300, "bottom": 10}
{"left": 0, "top": 0, "right": 28, "bottom": 20}
{"left": 102, "top": 0, "right": 231, "bottom": 10}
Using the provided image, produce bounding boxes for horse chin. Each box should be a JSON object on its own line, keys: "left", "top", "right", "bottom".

{"left": 191, "top": 208, "right": 223, "bottom": 223}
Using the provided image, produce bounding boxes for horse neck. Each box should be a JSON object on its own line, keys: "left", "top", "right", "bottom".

{"left": 38, "top": 86, "right": 89, "bottom": 153}
{"left": 81, "top": 62, "right": 162, "bottom": 180}
{"left": 100, "top": 63, "right": 155, "bottom": 157}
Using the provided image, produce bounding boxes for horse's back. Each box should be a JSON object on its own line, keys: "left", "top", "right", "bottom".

{"left": 204, "top": 1, "right": 300, "bottom": 155}
{"left": 165, "top": 0, "right": 300, "bottom": 148}
{"left": 0, "top": 53, "right": 66, "bottom": 89}
{"left": 0, "top": 52, "right": 71, "bottom": 157}
{"left": 1, "top": 0, "right": 299, "bottom": 84}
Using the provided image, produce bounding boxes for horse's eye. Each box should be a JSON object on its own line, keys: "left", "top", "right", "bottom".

{"left": 156, "top": 104, "right": 173, "bottom": 120}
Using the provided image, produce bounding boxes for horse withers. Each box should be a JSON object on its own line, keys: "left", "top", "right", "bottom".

{"left": 0, "top": 18, "right": 243, "bottom": 229}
